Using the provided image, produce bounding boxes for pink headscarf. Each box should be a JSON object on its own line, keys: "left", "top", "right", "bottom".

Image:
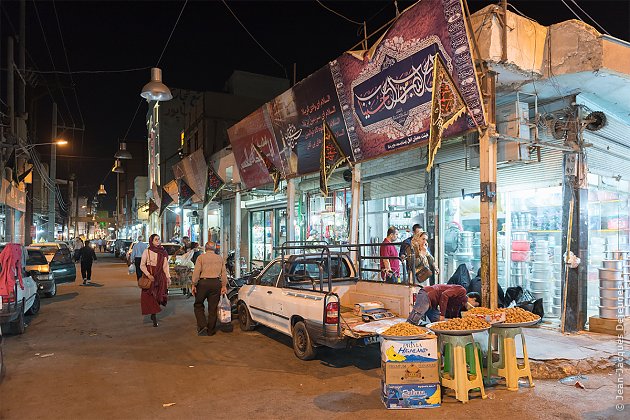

{"left": 0, "top": 244, "right": 24, "bottom": 296}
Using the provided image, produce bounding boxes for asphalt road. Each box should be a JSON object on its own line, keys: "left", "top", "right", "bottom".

{"left": 0, "top": 254, "right": 628, "bottom": 419}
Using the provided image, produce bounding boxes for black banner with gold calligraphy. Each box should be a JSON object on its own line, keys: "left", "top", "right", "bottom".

{"left": 203, "top": 166, "right": 225, "bottom": 208}
{"left": 253, "top": 143, "right": 281, "bottom": 192}
{"left": 320, "top": 119, "right": 349, "bottom": 196}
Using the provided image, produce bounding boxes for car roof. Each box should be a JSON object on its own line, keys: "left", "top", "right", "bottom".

{"left": 31, "top": 242, "right": 60, "bottom": 248}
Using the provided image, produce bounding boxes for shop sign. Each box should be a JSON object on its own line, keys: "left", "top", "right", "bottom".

{"left": 1, "top": 178, "right": 26, "bottom": 212}
{"left": 333, "top": 0, "right": 484, "bottom": 161}
{"left": 228, "top": 0, "right": 484, "bottom": 188}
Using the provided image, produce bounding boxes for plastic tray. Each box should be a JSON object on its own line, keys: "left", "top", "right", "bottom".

{"left": 427, "top": 322, "right": 490, "bottom": 336}
{"left": 491, "top": 318, "right": 541, "bottom": 328}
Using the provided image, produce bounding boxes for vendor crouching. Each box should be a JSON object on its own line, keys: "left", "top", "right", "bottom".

{"left": 407, "top": 284, "right": 481, "bottom": 324}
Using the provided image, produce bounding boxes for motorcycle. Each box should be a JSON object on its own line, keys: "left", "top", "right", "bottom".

{"left": 226, "top": 268, "right": 261, "bottom": 313}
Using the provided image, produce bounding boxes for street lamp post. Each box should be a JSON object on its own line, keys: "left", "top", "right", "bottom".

{"left": 48, "top": 103, "right": 57, "bottom": 241}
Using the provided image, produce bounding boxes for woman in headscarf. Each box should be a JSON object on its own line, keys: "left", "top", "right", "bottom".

{"left": 140, "top": 234, "right": 171, "bottom": 327}
{"left": 411, "top": 230, "right": 439, "bottom": 286}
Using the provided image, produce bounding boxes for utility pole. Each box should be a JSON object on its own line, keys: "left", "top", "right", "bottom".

{"left": 479, "top": 67, "right": 498, "bottom": 310}
{"left": 48, "top": 103, "right": 58, "bottom": 241}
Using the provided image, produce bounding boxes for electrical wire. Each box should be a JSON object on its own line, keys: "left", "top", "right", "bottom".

{"left": 221, "top": 0, "right": 287, "bottom": 78}
{"left": 566, "top": 0, "right": 611, "bottom": 35}
{"left": 26, "top": 66, "right": 152, "bottom": 75}
{"left": 52, "top": 0, "right": 85, "bottom": 128}
{"left": 155, "top": 0, "right": 189, "bottom": 67}
{"left": 316, "top": 0, "right": 363, "bottom": 25}
{"left": 31, "top": 0, "right": 75, "bottom": 128}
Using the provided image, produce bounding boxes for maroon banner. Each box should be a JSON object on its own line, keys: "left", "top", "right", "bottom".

{"left": 228, "top": 108, "right": 283, "bottom": 189}
{"left": 331, "top": 0, "right": 484, "bottom": 161}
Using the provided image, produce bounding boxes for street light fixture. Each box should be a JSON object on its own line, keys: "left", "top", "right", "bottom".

{"left": 114, "top": 142, "right": 133, "bottom": 160}
{"left": 112, "top": 159, "right": 125, "bottom": 174}
{"left": 140, "top": 67, "right": 173, "bottom": 102}
{"left": 97, "top": 184, "right": 107, "bottom": 195}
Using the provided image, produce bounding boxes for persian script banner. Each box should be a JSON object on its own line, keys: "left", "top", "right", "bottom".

{"left": 228, "top": 108, "right": 282, "bottom": 190}
{"left": 332, "top": 0, "right": 485, "bottom": 160}
{"left": 266, "top": 65, "right": 354, "bottom": 176}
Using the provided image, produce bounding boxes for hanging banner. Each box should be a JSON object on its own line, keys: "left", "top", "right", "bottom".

{"left": 163, "top": 180, "right": 179, "bottom": 203}
{"left": 203, "top": 166, "right": 225, "bottom": 208}
{"left": 151, "top": 182, "right": 161, "bottom": 207}
{"left": 331, "top": 0, "right": 484, "bottom": 160}
{"left": 228, "top": 108, "right": 283, "bottom": 189}
{"left": 148, "top": 198, "right": 159, "bottom": 216}
{"left": 266, "top": 65, "right": 354, "bottom": 177}
{"left": 253, "top": 143, "right": 282, "bottom": 193}
{"left": 172, "top": 148, "right": 207, "bottom": 202}
{"left": 159, "top": 186, "right": 174, "bottom": 217}
{"left": 427, "top": 54, "right": 468, "bottom": 171}
{"left": 179, "top": 178, "right": 195, "bottom": 208}
{"left": 320, "top": 119, "right": 349, "bottom": 196}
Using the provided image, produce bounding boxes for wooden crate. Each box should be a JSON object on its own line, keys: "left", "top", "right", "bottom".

{"left": 588, "top": 316, "right": 630, "bottom": 338}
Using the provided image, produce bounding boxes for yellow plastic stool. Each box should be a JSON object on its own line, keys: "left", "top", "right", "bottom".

{"left": 438, "top": 334, "right": 487, "bottom": 403}
{"left": 487, "top": 326, "right": 535, "bottom": 391}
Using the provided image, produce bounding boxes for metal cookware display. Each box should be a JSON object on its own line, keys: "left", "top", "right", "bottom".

{"left": 598, "top": 268, "right": 623, "bottom": 281}
{"left": 602, "top": 260, "right": 624, "bottom": 270}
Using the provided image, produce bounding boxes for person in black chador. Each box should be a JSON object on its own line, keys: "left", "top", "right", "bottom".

{"left": 77, "top": 240, "right": 97, "bottom": 284}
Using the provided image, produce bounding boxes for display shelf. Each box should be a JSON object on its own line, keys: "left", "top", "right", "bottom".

{"left": 529, "top": 230, "right": 561, "bottom": 233}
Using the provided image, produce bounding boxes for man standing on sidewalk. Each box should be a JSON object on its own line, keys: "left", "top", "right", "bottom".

{"left": 191, "top": 241, "right": 227, "bottom": 336}
{"left": 77, "top": 240, "right": 97, "bottom": 284}
{"left": 131, "top": 236, "right": 148, "bottom": 280}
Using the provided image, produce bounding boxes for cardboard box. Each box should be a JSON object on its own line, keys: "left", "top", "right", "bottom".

{"left": 381, "top": 337, "right": 438, "bottom": 363}
{"left": 382, "top": 361, "right": 439, "bottom": 384}
{"left": 382, "top": 382, "right": 441, "bottom": 409}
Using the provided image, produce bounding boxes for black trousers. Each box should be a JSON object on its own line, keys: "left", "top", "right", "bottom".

{"left": 81, "top": 261, "right": 93, "bottom": 280}
{"left": 194, "top": 278, "right": 221, "bottom": 331}
{"left": 134, "top": 257, "right": 143, "bottom": 280}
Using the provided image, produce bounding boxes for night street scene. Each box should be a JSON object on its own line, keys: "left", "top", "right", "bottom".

{"left": 0, "top": 1, "right": 629, "bottom": 418}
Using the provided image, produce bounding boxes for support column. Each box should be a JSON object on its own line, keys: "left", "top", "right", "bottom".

{"left": 287, "top": 178, "right": 296, "bottom": 242}
{"left": 203, "top": 202, "right": 209, "bottom": 246}
{"left": 479, "top": 70, "right": 498, "bottom": 309}
{"left": 425, "top": 166, "right": 438, "bottom": 262}
{"left": 561, "top": 153, "right": 588, "bottom": 332}
{"left": 349, "top": 163, "right": 362, "bottom": 265}
{"left": 234, "top": 188, "right": 242, "bottom": 278}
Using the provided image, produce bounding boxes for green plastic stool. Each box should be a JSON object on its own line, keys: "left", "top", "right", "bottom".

{"left": 487, "top": 326, "right": 535, "bottom": 391}
{"left": 438, "top": 334, "right": 487, "bottom": 403}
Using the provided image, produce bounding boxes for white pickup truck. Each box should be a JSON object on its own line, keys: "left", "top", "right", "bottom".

{"left": 237, "top": 249, "right": 421, "bottom": 360}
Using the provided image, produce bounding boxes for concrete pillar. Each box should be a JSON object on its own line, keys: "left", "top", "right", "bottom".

{"left": 287, "top": 178, "right": 296, "bottom": 242}
{"left": 234, "top": 188, "right": 241, "bottom": 278}
{"left": 203, "top": 202, "right": 209, "bottom": 247}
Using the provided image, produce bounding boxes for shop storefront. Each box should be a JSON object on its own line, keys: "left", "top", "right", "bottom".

{"left": 250, "top": 207, "right": 287, "bottom": 268}
{"left": 306, "top": 188, "right": 350, "bottom": 244}
{"left": 182, "top": 208, "right": 201, "bottom": 244}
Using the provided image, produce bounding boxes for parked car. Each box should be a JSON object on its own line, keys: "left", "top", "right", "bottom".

{"left": 25, "top": 248, "right": 57, "bottom": 297}
{"left": 0, "top": 324, "right": 4, "bottom": 381}
{"left": 28, "top": 243, "right": 77, "bottom": 284}
{"left": 0, "top": 245, "right": 41, "bottom": 335}
{"left": 106, "top": 239, "right": 115, "bottom": 253}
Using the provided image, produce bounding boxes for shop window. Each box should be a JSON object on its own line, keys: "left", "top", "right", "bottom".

{"left": 307, "top": 188, "right": 350, "bottom": 244}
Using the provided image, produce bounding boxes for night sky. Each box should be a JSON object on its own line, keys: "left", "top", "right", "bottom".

{"left": 1, "top": 0, "right": 628, "bottom": 211}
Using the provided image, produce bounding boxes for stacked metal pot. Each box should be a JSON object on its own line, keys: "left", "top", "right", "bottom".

{"left": 598, "top": 250, "right": 630, "bottom": 319}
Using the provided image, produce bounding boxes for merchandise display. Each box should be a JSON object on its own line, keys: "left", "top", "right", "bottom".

{"left": 598, "top": 251, "right": 630, "bottom": 319}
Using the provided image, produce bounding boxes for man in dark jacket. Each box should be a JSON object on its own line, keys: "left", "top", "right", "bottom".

{"left": 77, "top": 240, "right": 97, "bottom": 284}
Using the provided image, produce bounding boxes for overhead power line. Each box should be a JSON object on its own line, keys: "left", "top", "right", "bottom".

{"left": 26, "top": 66, "right": 152, "bottom": 75}
{"left": 221, "top": 0, "right": 287, "bottom": 79}
{"left": 316, "top": 0, "right": 363, "bottom": 25}
{"left": 560, "top": 0, "right": 611, "bottom": 36}
{"left": 156, "top": 0, "right": 189, "bottom": 67}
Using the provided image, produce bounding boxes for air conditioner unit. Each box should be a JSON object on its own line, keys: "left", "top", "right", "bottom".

{"left": 497, "top": 101, "right": 531, "bottom": 140}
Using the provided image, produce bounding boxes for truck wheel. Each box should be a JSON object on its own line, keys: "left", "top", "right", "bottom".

{"left": 45, "top": 281, "right": 57, "bottom": 298}
{"left": 292, "top": 321, "right": 316, "bottom": 360}
{"left": 11, "top": 303, "right": 25, "bottom": 335}
{"left": 238, "top": 303, "right": 255, "bottom": 331}
{"left": 27, "top": 294, "right": 41, "bottom": 315}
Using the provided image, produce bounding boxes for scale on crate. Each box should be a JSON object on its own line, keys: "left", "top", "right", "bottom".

{"left": 354, "top": 302, "right": 395, "bottom": 322}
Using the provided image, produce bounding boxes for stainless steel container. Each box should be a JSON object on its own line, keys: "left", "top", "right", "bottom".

{"left": 599, "top": 279, "right": 625, "bottom": 289}
{"left": 529, "top": 280, "right": 548, "bottom": 292}
{"left": 599, "top": 306, "right": 621, "bottom": 319}
{"left": 602, "top": 259, "right": 624, "bottom": 270}
{"left": 600, "top": 287, "right": 624, "bottom": 299}
{"left": 600, "top": 297, "right": 623, "bottom": 307}
{"left": 512, "top": 232, "right": 528, "bottom": 241}
{"left": 610, "top": 251, "right": 629, "bottom": 260}
{"left": 553, "top": 296, "right": 562, "bottom": 306}
{"left": 598, "top": 268, "right": 623, "bottom": 280}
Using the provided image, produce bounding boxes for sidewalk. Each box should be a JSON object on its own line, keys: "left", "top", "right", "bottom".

{"left": 513, "top": 324, "right": 629, "bottom": 378}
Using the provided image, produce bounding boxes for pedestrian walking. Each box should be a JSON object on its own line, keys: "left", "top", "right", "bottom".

{"left": 191, "top": 241, "right": 227, "bottom": 336}
{"left": 77, "top": 240, "right": 97, "bottom": 284}
{"left": 130, "top": 236, "right": 148, "bottom": 280}
{"left": 139, "top": 234, "right": 171, "bottom": 327}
